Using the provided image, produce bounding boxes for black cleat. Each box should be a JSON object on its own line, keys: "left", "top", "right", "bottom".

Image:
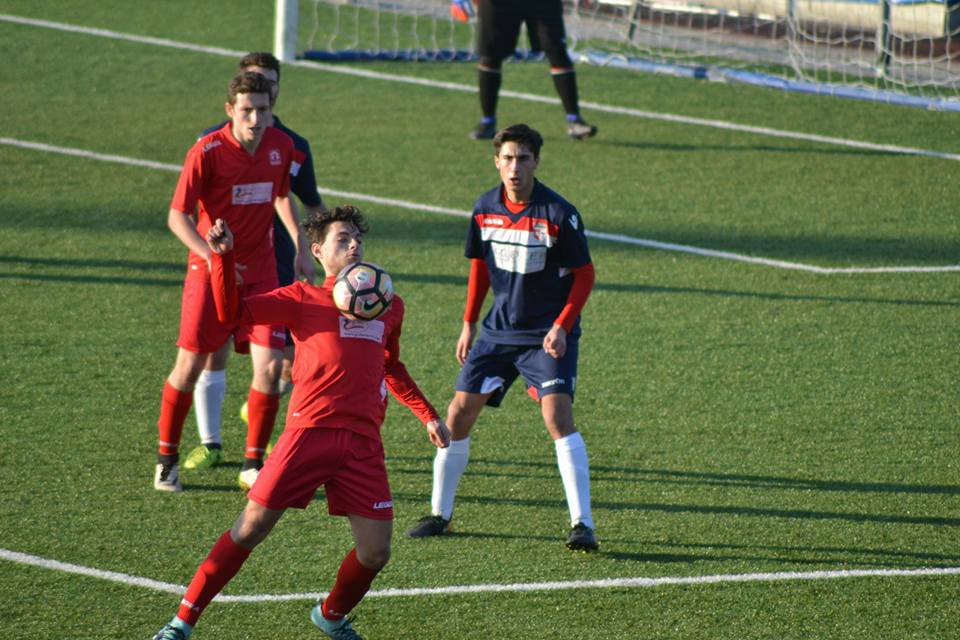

{"left": 406, "top": 515, "right": 452, "bottom": 538}
{"left": 567, "top": 118, "right": 598, "bottom": 140}
{"left": 469, "top": 121, "right": 497, "bottom": 140}
{"left": 565, "top": 523, "right": 599, "bottom": 552}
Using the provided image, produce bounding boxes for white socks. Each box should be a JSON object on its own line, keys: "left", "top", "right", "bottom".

{"left": 431, "top": 437, "right": 471, "bottom": 520}
{"left": 194, "top": 369, "right": 226, "bottom": 446}
{"left": 555, "top": 432, "right": 593, "bottom": 529}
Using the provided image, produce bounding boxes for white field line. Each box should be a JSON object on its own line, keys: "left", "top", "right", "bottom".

{"left": 3, "top": 13, "right": 960, "bottom": 163}
{"left": 2, "top": 547, "right": 958, "bottom": 603}
{"left": 4, "top": 136, "right": 959, "bottom": 274}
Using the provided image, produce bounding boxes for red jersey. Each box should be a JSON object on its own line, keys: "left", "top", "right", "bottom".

{"left": 212, "top": 253, "right": 438, "bottom": 440}
{"left": 170, "top": 123, "right": 294, "bottom": 285}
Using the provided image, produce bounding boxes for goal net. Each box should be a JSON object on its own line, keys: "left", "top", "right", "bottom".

{"left": 294, "top": 0, "right": 960, "bottom": 108}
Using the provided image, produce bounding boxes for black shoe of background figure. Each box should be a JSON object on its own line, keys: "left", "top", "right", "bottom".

{"left": 406, "top": 515, "right": 452, "bottom": 538}
{"left": 469, "top": 121, "right": 497, "bottom": 140}
{"left": 566, "top": 523, "right": 599, "bottom": 552}
{"left": 567, "top": 118, "right": 598, "bottom": 140}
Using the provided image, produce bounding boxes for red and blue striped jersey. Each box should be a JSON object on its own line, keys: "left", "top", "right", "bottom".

{"left": 465, "top": 180, "right": 592, "bottom": 345}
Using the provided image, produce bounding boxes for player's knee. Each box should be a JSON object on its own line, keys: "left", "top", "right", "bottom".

{"left": 357, "top": 544, "right": 391, "bottom": 571}
{"left": 231, "top": 517, "right": 273, "bottom": 549}
{"left": 545, "top": 48, "right": 573, "bottom": 70}
{"left": 478, "top": 56, "right": 503, "bottom": 71}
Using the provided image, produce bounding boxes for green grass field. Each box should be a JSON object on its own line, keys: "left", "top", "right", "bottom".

{"left": 1, "top": 1, "right": 959, "bottom": 638}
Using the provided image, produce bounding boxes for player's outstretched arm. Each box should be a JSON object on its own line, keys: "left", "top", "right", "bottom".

{"left": 206, "top": 219, "right": 238, "bottom": 324}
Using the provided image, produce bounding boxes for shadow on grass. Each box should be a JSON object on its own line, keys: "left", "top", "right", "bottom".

{"left": 390, "top": 456, "right": 960, "bottom": 497}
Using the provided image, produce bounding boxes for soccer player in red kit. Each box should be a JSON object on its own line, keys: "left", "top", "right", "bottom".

{"left": 151, "top": 207, "right": 451, "bottom": 640}
{"left": 153, "top": 72, "right": 309, "bottom": 492}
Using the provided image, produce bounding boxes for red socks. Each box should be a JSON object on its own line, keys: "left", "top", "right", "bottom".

{"left": 157, "top": 381, "right": 193, "bottom": 457}
{"left": 245, "top": 388, "right": 280, "bottom": 460}
{"left": 322, "top": 548, "right": 381, "bottom": 620}
{"left": 177, "top": 531, "right": 251, "bottom": 626}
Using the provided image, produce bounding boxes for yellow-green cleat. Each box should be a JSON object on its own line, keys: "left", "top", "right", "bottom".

{"left": 182, "top": 445, "right": 224, "bottom": 471}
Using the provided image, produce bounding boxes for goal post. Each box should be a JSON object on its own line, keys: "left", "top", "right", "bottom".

{"left": 278, "top": 0, "right": 960, "bottom": 110}
{"left": 275, "top": 0, "right": 299, "bottom": 62}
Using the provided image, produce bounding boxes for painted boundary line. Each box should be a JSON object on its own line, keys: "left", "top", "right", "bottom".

{"left": 4, "top": 137, "right": 958, "bottom": 274}
{"left": 2, "top": 547, "right": 958, "bottom": 603}
{"left": 3, "top": 13, "right": 960, "bottom": 163}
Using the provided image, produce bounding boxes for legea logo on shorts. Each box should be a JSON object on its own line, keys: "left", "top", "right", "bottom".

{"left": 541, "top": 378, "right": 565, "bottom": 388}
{"left": 373, "top": 500, "right": 393, "bottom": 510}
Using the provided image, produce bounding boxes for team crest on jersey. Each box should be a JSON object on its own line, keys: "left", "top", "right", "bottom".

{"left": 532, "top": 222, "right": 549, "bottom": 241}
{"left": 269, "top": 149, "right": 282, "bottom": 166}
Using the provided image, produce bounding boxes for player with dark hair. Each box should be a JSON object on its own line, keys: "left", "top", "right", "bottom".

{"left": 406, "top": 123, "right": 599, "bottom": 551}
{"left": 184, "top": 52, "right": 326, "bottom": 490}
{"left": 465, "top": 0, "right": 597, "bottom": 141}
{"left": 153, "top": 71, "right": 305, "bottom": 493}
{"left": 151, "top": 207, "right": 451, "bottom": 640}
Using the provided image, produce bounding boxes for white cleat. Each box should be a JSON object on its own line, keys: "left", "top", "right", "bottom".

{"left": 238, "top": 467, "right": 260, "bottom": 491}
{"left": 154, "top": 463, "right": 183, "bottom": 492}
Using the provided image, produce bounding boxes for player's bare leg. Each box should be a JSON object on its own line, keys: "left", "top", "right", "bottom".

{"left": 541, "top": 393, "right": 597, "bottom": 551}
{"left": 155, "top": 348, "right": 211, "bottom": 492}
{"left": 408, "top": 391, "right": 491, "bottom": 537}
{"left": 312, "top": 515, "right": 390, "bottom": 639}
{"left": 238, "top": 344, "right": 283, "bottom": 490}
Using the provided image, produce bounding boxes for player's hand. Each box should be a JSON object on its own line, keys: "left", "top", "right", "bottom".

{"left": 543, "top": 324, "right": 567, "bottom": 359}
{"left": 206, "top": 218, "right": 234, "bottom": 254}
{"left": 456, "top": 321, "right": 477, "bottom": 365}
{"left": 426, "top": 419, "right": 451, "bottom": 448}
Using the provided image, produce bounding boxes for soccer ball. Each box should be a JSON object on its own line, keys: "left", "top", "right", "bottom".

{"left": 332, "top": 261, "right": 394, "bottom": 320}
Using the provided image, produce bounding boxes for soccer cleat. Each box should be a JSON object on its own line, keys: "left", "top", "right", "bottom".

{"left": 151, "top": 623, "right": 188, "bottom": 640}
{"left": 153, "top": 463, "right": 183, "bottom": 492}
{"left": 469, "top": 121, "right": 497, "bottom": 140}
{"left": 567, "top": 118, "right": 598, "bottom": 140}
{"left": 565, "top": 523, "right": 599, "bottom": 552}
{"left": 406, "top": 515, "right": 452, "bottom": 538}
{"left": 238, "top": 467, "right": 260, "bottom": 491}
{"left": 182, "top": 445, "right": 223, "bottom": 471}
{"left": 311, "top": 602, "right": 364, "bottom": 640}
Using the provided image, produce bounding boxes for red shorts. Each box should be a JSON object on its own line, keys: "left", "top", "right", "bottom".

{"left": 247, "top": 427, "right": 394, "bottom": 520}
{"left": 176, "top": 273, "right": 285, "bottom": 354}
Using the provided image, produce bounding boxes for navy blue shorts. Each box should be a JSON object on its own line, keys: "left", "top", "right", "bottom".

{"left": 455, "top": 338, "right": 578, "bottom": 407}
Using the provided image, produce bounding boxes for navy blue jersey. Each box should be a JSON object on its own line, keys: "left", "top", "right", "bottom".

{"left": 465, "top": 180, "right": 591, "bottom": 345}
{"left": 201, "top": 116, "right": 321, "bottom": 285}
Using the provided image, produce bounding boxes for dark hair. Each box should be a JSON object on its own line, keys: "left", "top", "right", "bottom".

{"left": 239, "top": 51, "right": 281, "bottom": 82}
{"left": 227, "top": 71, "right": 273, "bottom": 105}
{"left": 304, "top": 205, "right": 369, "bottom": 245}
{"left": 493, "top": 124, "right": 544, "bottom": 158}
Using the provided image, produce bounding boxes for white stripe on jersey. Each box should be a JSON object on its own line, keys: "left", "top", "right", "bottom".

{"left": 480, "top": 223, "right": 556, "bottom": 248}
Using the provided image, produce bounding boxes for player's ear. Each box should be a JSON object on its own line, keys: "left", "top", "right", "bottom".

{"left": 224, "top": 101, "right": 234, "bottom": 119}
{"left": 311, "top": 242, "right": 323, "bottom": 262}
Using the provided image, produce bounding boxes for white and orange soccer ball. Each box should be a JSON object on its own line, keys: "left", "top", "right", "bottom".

{"left": 332, "top": 261, "right": 394, "bottom": 320}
